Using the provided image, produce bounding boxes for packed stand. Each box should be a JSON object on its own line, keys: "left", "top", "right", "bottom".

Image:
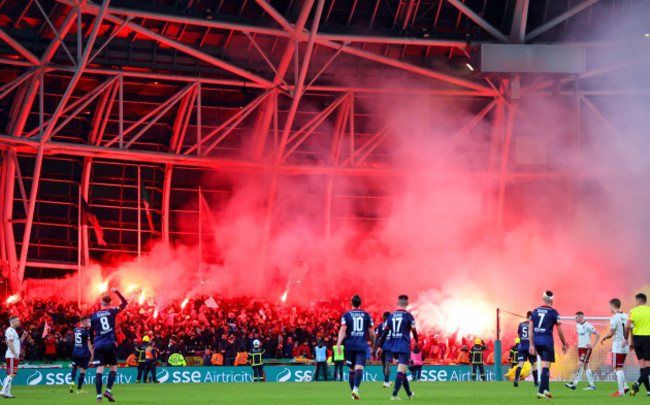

{"left": 0, "top": 297, "right": 499, "bottom": 367}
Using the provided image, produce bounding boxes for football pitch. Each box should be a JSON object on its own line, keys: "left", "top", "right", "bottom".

{"left": 7, "top": 381, "right": 644, "bottom": 404}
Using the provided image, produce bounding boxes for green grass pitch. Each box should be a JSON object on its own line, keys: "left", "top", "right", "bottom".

{"left": 7, "top": 381, "right": 641, "bottom": 404}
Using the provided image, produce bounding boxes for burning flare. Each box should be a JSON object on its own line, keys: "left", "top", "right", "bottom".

{"left": 98, "top": 281, "right": 108, "bottom": 293}
{"left": 5, "top": 294, "right": 19, "bottom": 305}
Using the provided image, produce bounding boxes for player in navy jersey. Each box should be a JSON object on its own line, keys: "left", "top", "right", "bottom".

{"left": 90, "top": 288, "right": 127, "bottom": 403}
{"left": 69, "top": 316, "right": 93, "bottom": 395}
{"left": 529, "top": 291, "right": 568, "bottom": 399}
{"left": 375, "top": 311, "right": 392, "bottom": 388}
{"left": 377, "top": 295, "right": 418, "bottom": 401}
{"left": 336, "top": 295, "right": 375, "bottom": 400}
{"left": 514, "top": 311, "right": 538, "bottom": 387}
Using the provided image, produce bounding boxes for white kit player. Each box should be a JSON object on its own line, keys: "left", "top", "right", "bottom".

{"left": 2, "top": 316, "right": 26, "bottom": 399}
{"left": 601, "top": 298, "right": 630, "bottom": 397}
{"left": 565, "top": 311, "right": 600, "bottom": 390}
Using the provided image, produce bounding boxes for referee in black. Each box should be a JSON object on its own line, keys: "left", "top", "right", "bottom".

{"left": 626, "top": 293, "right": 650, "bottom": 396}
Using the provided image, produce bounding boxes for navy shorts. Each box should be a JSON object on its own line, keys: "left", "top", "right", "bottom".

{"left": 534, "top": 345, "right": 555, "bottom": 363}
{"left": 386, "top": 351, "right": 410, "bottom": 365}
{"left": 94, "top": 343, "right": 118, "bottom": 367}
{"left": 345, "top": 350, "right": 367, "bottom": 367}
{"left": 72, "top": 356, "right": 90, "bottom": 369}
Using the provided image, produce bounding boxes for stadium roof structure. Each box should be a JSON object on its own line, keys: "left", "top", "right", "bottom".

{"left": 0, "top": 0, "right": 648, "bottom": 292}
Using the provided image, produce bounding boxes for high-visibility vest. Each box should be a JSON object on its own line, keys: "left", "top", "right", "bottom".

{"left": 126, "top": 354, "right": 137, "bottom": 367}
{"left": 457, "top": 351, "right": 470, "bottom": 364}
{"left": 509, "top": 346, "right": 518, "bottom": 365}
{"left": 411, "top": 351, "right": 423, "bottom": 366}
{"left": 332, "top": 345, "right": 345, "bottom": 362}
{"left": 135, "top": 344, "right": 148, "bottom": 363}
{"left": 234, "top": 352, "right": 248, "bottom": 366}
{"left": 248, "top": 349, "right": 264, "bottom": 367}
{"left": 211, "top": 353, "right": 224, "bottom": 365}
{"left": 145, "top": 346, "right": 155, "bottom": 361}
{"left": 470, "top": 345, "right": 485, "bottom": 364}
{"left": 168, "top": 353, "right": 187, "bottom": 366}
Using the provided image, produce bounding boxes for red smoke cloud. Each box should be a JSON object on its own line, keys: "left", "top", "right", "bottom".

{"left": 25, "top": 3, "right": 650, "bottom": 340}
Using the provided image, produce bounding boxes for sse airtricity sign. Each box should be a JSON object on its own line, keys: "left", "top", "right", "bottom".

{"left": 9, "top": 365, "right": 495, "bottom": 385}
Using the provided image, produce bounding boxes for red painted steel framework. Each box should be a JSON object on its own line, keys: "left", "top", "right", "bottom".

{"left": 0, "top": 0, "right": 646, "bottom": 292}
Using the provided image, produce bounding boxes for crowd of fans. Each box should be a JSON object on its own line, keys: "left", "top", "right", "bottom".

{"left": 0, "top": 296, "right": 500, "bottom": 366}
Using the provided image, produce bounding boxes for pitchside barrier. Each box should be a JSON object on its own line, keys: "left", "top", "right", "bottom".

{"left": 3, "top": 365, "right": 499, "bottom": 386}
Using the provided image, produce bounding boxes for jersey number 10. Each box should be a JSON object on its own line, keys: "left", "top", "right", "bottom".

{"left": 353, "top": 317, "right": 364, "bottom": 332}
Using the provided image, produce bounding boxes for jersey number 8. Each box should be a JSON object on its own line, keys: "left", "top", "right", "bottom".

{"left": 99, "top": 316, "right": 110, "bottom": 331}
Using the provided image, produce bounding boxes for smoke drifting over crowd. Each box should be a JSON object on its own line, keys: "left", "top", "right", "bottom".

{"left": 26, "top": 3, "right": 650, "bottom": 338}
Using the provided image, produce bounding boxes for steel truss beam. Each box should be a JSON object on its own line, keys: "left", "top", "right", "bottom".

{"left": 1, "top": 7, "right": 78, "bottom": 290}
{"left": 510, "top": 0, "right": 530, "bottom": 44}
{"left": 250, "top": 0, "right": 321, "bottom": 162}
{"left": 253, "top": 0, "right": 294, "bottom": 34}
{"left": 0, "top": 0, "right": 640, "bottom": 283}
{"left": 0, "top": 28, "right": 40, "bottom": 65}
{"left": 525, "top": 0, "right": 599, "bottom": 42}
{"left": 56, "top": 0, "right": 467, "bottom": 47}
{"left": 59, "top": 0, "right": 492, "bottom": 95}
{"left": 56, "top": 0, "right": 272, "bottom": 87}
{"left": 446, "top": 0, "right": 509, "bottom": 43}
{"left": 16, "top": 0, "right": 113, "bottom": 285}
{"left": 0, "top": 133, "right": 628, "bottom": 180}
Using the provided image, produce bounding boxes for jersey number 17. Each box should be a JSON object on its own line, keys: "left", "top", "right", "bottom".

{"left": 392, "top": 317, "right": 402, "bottom": 333}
